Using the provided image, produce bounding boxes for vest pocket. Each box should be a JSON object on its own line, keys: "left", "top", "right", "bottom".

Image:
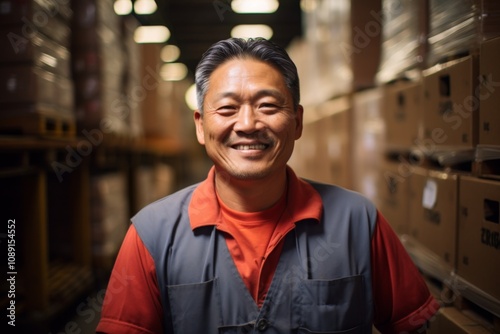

{"left": 167, "top": 278, "right": 220, "bottom": 333}
{"left": 296, "top": 275, "right": 365, "bottom": 333}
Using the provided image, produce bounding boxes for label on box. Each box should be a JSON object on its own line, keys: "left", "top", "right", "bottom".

{"left": 6, "top": 75, "right": 17, "bottom": 92}
{"left": 422, "top": 179, "right": 438, "bottom": 209}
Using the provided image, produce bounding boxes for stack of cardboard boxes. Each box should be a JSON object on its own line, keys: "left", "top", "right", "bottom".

{"left": 71, "top": 0, "right": 128, "bottom": 135}
{"left": 373, "top": 0, "right": 500, "bottom": 331}
{"left": 90, "top": 172, "right": 128, "bottom": 273}
{"left": 289, "top": 96, "right": 353, "bottom": 189}
{"left": 289, "top": 0, "right": 384, "bottom": 190}
{"left": 0, "top": 0, "right": 75, "bottom": 137}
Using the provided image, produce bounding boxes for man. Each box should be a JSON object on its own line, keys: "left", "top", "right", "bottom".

{"left": 97, "top": 38, "right": 439, "bottom": 334}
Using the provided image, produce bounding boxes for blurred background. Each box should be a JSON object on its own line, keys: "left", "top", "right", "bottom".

{"left": 0, "top": 0, "right": 499, "bottom": 332}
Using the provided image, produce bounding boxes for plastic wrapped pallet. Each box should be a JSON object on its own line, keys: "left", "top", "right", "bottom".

{"left": 289, "top": 96, "right": 352, "bottom": 188}
{"left": 0, "top": 0, "right": 75, "bottom": 137}
{"left": 121, "top": 16, "right": 144, "bottom": 139}
{"left": 90, "top": 172, "right": 128, "bottom": 270}
{"left": 298, "top": 0, "right": 352, "bottom": 106}
{"left": 427, "top": 0, "right": 500, "bottom": 66}
{"left": 376, "top": 0, "right": 428, "bottom": 84}
{"left": 0, "top": 0, "right": 72, "bottom": 46}
{"left": 71, "top": 0, "right": 127, "bottom": 135}
{"left": 351, "top": 88, "right": 386, "bottom": 198}
{"left": 134, "top": 163, "right": 175, "bottom": 212}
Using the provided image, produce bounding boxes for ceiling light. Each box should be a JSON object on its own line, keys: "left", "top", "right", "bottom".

{"left": 185, "top": 83, "right": 198, "bottom": 110}
{"left": 114, "top": 0, "right": 132, "bottom": 15}
{"left": 231, "top": 25, "right": 273, "bottom": 39}
{"left": 231, "top": 0, "right": 279, "bottom": 14}
{"left": 160, "top": 63, "right": 188, "bottom": 81}
{"left": 300, "top": 0, "right": 318, "bottom": 13}
{"left": 134, "top": 0, "right": 157, "bottom": 15}
{"left": 161, "top": 45, "right": 181, "bottom": 62}
{"left": 134, "top": 25, "right": 170, "bottom": 43}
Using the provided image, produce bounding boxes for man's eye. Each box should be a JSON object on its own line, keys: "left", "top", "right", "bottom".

{"left": 217, "top": 105, "right": 238, "bottom": 114}
{"left": 218, "top": 105, "right": 236, "bottom": 110}
{"left": 259, "top": 103, "right": 279, "bottom": 112}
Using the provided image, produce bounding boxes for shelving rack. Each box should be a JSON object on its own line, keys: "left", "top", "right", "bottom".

{"left": 0, "top": 135, "right": 187, "bottom": 331}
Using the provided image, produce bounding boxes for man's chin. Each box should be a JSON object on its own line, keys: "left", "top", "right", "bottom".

{"left": 222, "top": 167, "right": 270, "bottom": 181}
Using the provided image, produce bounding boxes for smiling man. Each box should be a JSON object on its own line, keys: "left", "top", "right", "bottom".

{"left": 194, "top": 55, "right": 302, "bottom": 212}
{"left": 97, "top": 38, "right": 439, "bottom": 334}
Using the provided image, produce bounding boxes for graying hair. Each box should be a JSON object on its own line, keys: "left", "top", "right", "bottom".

{"left": 194, "top": 38, "right": 300, "bottom": 114}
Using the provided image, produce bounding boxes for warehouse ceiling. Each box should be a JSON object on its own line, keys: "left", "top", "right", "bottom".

{"left": 133, "top": 0, "right": 303, "bottom": 78}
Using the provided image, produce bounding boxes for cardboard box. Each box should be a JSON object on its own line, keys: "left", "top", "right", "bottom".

{"left": 458, "top": 175, "right": 500, "bottom": 301}
{"left": 122, "top": 16, "right": 143, "bottom": 139}
{"left": 422, "top": 56, "right": 480, "bottom": 149}
{"left": 350, "top": 0, "right": 382, "bottom": 90}
{"left": 290, "top": 118, "right": 323, "bottom": 183}
{"left": 427, "top": 307, "right": 491, "bottom": 334}
{"left": 376, "top": 159, "right": 410, "bottom": 235}
{"left": 90, "top": 172, "right": 128, "bottom": 270}
{"left": 56, "top": 76, "right": 74, "bottom": 111}
{"left": 0, "top": 26, "right": 71, "bottom": 78}
{"left": 382, "top": 80, "right": 423, "bottom": 151}
{"left": 0, "top": 0, "right": 72, "bottom": 21}
{"left": 0, "top": 65, "right": 56, "bottom": 106}
{"left": 351, "top": 88, "right": 385, "bottom": 194}
{"left": 0, "top": 0, "right": 72, "bottom": 44}
{"left": 479, "top": 36, "right": 500, "bottom": 146}
{"left": 290, "top": 97, "right": 352, "bottom": 188}
{"left": 321, "top": 109, "right": 351, "bottom": 189}
{"left": 408, "top": 167, "right": 459, "bottom": 270}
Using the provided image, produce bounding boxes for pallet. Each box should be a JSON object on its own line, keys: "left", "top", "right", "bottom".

{"left": 403, "top": 236, "right": 500, "bottom": 333}
{"left": 421, "top": 270, "right": 500, "bottom": 333}
{"left": 0, "top": 112, "right": 76, "bottom": 138}
{"left": 384, "top": 146, "right": 476, "bottom": 173}
{"left": 474, "top": 159, "right": 500, "bottom": 181}
{"left": 450, "top": 278, "right": 500, "bottom": 334}
{"left": 387, "top": 145, "right": 500, "bottom": 180}
{"left": 48, "top": 261, "right": 94, "bottom": 304}
{"left": 473, "top": 145, "right": 500, "bottom": 181}
{"left": 13, "top": 261, "right": 94, "bottom": 332}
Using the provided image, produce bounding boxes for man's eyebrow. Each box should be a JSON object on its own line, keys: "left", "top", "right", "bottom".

{"left": 213, "top": 91, "right": 240, "bottom": 100}
{"left": 253, "top": 89, "right": 286, "bottom": 102}
{"left": 213, "top": 89, "right": 286, "bottom": 102}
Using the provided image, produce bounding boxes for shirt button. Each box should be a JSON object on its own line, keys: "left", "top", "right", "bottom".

{"left": 256, "top": 318, "right": 269, "bottom": 331}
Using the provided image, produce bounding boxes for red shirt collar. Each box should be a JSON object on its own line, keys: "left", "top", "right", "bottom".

{"left": 188, "top": 166, "right": 323, "bottom": 230}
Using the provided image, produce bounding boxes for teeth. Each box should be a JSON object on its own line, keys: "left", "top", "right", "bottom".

{"left": 234, "top": 144, "right": 267, "bottom": 150}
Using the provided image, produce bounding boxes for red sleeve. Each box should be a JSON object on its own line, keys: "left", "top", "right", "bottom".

{"left": 96, "top": 225, "right": 164, "bottom": 334}
{"left": 371, "top": 211, "right": 440, "bottom": 334}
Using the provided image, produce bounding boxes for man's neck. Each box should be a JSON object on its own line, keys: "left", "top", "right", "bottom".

{"left": 214, "top": 169, "right": 287, "bottom": 212}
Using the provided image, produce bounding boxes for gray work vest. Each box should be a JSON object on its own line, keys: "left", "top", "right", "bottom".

{"left": 133, "top": 180, "right": 377, "bottom": 334}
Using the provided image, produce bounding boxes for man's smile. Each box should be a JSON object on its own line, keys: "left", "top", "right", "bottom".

{"left": 232, "top": 144, "right": 269, "bottom": 150}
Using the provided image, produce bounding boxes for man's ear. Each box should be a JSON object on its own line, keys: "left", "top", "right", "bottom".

{"left": 193, "top": 110, "right": 206, "bottom": 145}
{"left": 294, "top": 105, "right": 304, "bottom": 140}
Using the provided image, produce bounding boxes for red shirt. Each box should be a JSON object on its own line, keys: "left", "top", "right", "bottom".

{"left": 97, "top": 167, "right": 438, "bottom": 333}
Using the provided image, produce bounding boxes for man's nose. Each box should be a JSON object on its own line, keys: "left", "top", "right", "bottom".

{"left": 233, "top": 106, "right": 261, "bottom": 133}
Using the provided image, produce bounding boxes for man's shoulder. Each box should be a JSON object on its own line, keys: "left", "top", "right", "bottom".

{"left": 303, "top": 179, "right": 378, "bottom": 224}
{"left": 305, "top": 179, "right": 374, "bottom": 208}
{"left": 149, "top": 183, "right": 199, "bottom": 207}
{"left": 132, "top": 183, "right": 200, "bottom": 223}
{"left": 302, "top": 179, "right": 378, "bottom": 233}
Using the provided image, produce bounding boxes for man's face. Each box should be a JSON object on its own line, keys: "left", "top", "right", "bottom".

{"left": 194, "top": 58, "right": 303, "bottom": 181}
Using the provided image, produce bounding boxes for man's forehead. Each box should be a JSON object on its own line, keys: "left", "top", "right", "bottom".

{"left": 208, "top": 59, "right": 285, "bottom": 86}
